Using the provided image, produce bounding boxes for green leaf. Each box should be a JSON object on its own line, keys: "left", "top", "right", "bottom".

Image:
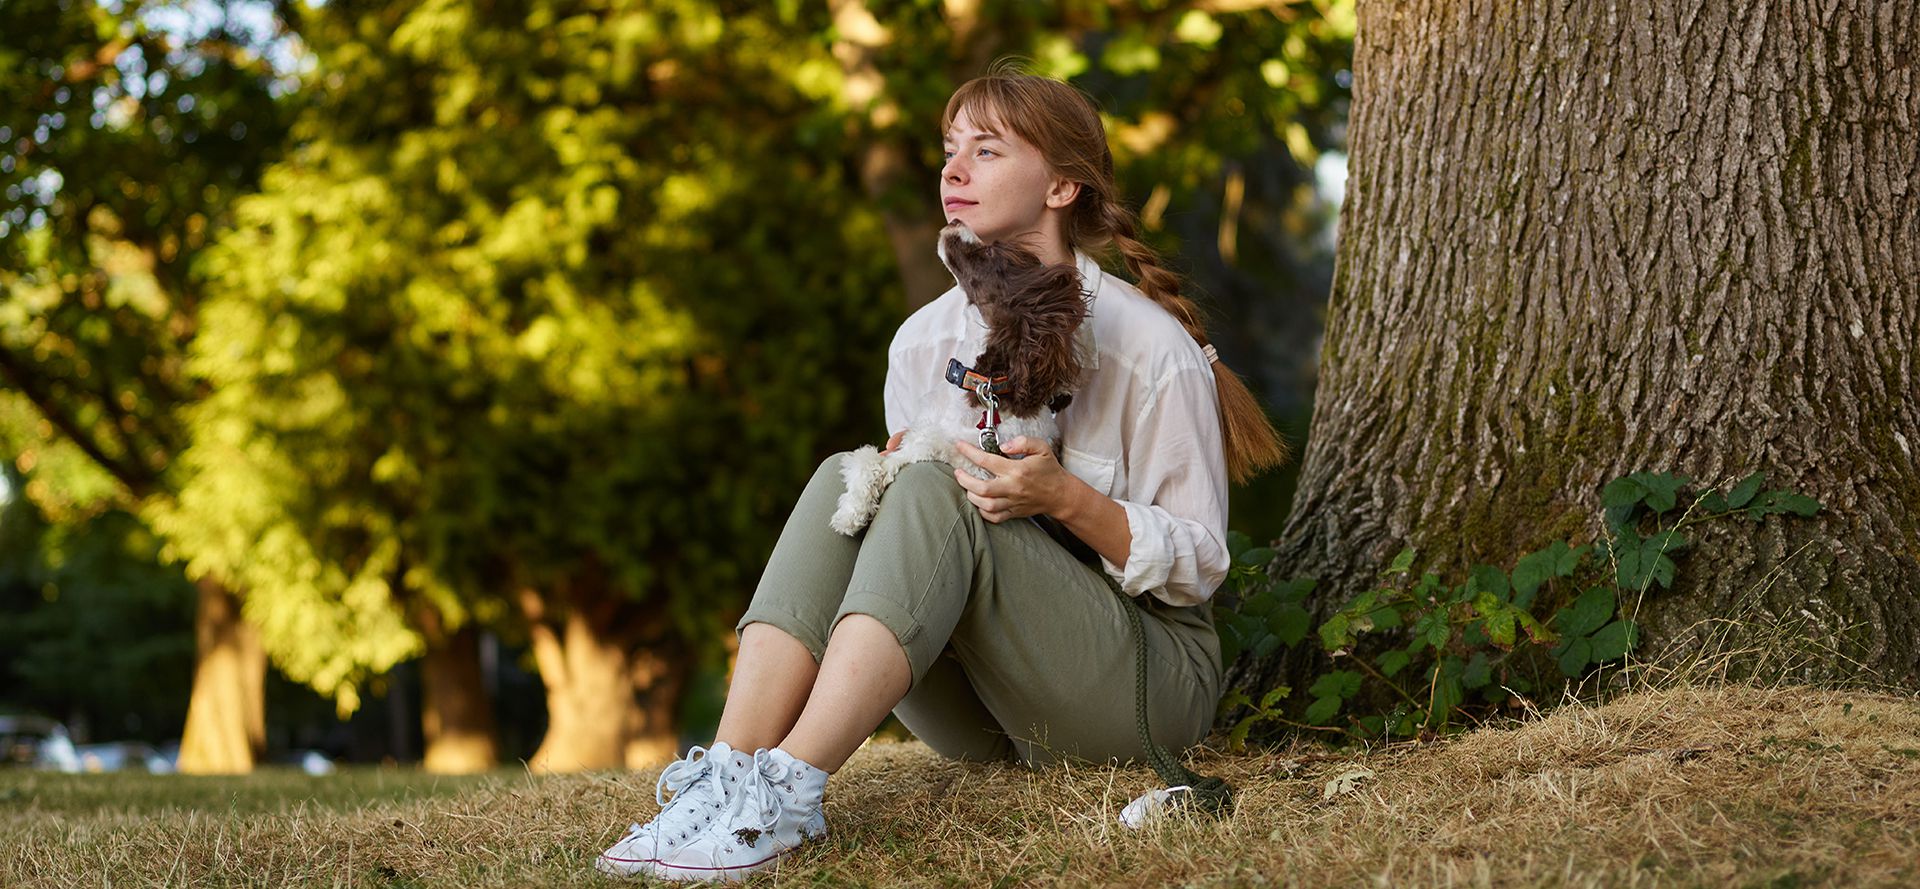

{"left": 1588, "top": 619, "right": 1640, "bottom": 661}
{"left": 1225, "top": 530, "right": 1253, "bottom": 558}
{"left": 1555, "top": 587, "right": 1615, "bottom": 637}
{"left": 1304, "top": 695, "right": 1341, "bottom": 725}
{"left": 1272, "top": 576, "right": 1316, "bottom": 603}
{"left": 1268, "top": 606, "right": 1312, "bottom": 646}
{"left": 1779, "top": 492, "right": 1821, "bottom": 516}
{"left": 1257, "top": 686, "right": 1291, "bottom": 710}
{"left": 1511, "top": 550, "right": 1554, "bottom": 602}
{"left": 1698, "top": 491, "right": 1728, "bottom": 513}
{"left": 1383, "top": 546, "right": 1416, "bottom": 576}
{"left": 1376, "top": 649, "right": 1410, "bottom": 678}
{"left": 1484, "top": 607, "right": 1517, "bottom": 648}
{"left": 1726, "top": 471, "right": 1765, "bottom": 509}
{"left": 1236, "top": 546, "right": 1276, "bottom": 568}
{"left": 1557, "top": 636, "right": 1593, "bottom": 676}
{"left": 1365, "top": 604, "right": 1404, "bottom": 631}
{"left": 1307, "top": 669, "right": 1363, "bottom": 700}
{"left": 1410, "top": 609, "right": 1447, "bottom": 651}
{"left": 1432, "top": 660, "right": 1465, "bottom": 715}
{"left": 1318, "top": 613, "right": 1353, "bottom": 651}
{"left": 1462, "top": 652, "right": 1492, "bottom": 689}
{"left": 1427, "top": 621, "right": 1451, "bottom": 649}
{"left": 1213, "top": 633, "right": 1244, "bottom": 668}
{"left": 1601, "top": 476, "right": 1648, "bottom": 508}
{"left": 1252, "top": 634, "right": 1282, "bottom": 658}
{"left": 1468, "top": 564, "right": 1509, "bottom": 601}
{"left": 1629, "top": 471, "right": 1688, "bottom": 513}
{"left": 1603, "top": 503, "right": 1635, "bottom": 533}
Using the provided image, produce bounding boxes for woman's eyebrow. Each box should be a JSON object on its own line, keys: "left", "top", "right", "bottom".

{"left": 942, "top": 130, "right": 1006, "bottom": 146}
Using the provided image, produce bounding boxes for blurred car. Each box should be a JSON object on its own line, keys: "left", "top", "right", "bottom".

{"left": 74, "top": 741, "right": 175, "bottom": 774}
{"left": 274, "top": 748, "right": 337, "bottom": 776}
{"left": 0, "top": 714, "right": 81, "bottom": 773}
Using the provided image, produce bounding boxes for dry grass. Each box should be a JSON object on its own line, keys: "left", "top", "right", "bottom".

{"left": 5, "top": 682, "right": 1919, "bottom": 888}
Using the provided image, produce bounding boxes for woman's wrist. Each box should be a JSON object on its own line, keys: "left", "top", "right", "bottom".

{"left": 1053, "top": 475, "right": 1131, "bottom": 570}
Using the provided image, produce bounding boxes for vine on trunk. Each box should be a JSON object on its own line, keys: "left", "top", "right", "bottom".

{"left": 1215, "top": 471, "right": 1823, "bottom": 748}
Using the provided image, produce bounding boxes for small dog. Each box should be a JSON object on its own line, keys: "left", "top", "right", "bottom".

{"left": 829, "top": 222, "right": 1091, "bottom": 535}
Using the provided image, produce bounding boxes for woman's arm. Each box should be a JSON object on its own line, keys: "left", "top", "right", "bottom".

{"left": 949, "top": 437, "right": 1129, "bottom": 568}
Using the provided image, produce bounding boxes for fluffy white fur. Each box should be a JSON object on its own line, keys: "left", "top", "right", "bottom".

{"left": 828, "top": 390, "right": 1060, "bottom": 536}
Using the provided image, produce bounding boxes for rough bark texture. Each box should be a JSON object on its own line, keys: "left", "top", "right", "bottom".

{"left": 1235, "top": 0, "right": 1919, "bottom": 696}
{"left": 177, "top": 578, "right": 262, "bottom": 774}
{"left": 417, "top": 621, "right": 499, "bottom": 774}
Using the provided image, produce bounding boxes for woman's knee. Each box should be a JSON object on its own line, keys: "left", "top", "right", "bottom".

{"left": 886, "top": 459, "right": 964, "bottom": 503}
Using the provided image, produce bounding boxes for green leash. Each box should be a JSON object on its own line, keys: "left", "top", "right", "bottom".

{"left": 1095, "top": 569, "right": 1236, "bottom": 818}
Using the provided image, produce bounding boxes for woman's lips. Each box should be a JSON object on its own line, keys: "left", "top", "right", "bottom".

{"left": 943, "top": 198, "right": 977, "bottom": 210}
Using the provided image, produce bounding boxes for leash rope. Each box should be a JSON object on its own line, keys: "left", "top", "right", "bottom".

{"left": 1094, "top": 569, "right": 1236, "bottom": 818}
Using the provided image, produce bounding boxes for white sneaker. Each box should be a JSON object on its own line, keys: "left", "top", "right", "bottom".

{"left": 595, "top": 742, "right": 754, "bottom": 878}
{"left": 651, "top": 747, "right": 830, "bottom": 883}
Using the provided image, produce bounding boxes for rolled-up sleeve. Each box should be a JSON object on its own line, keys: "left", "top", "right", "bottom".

{"left": 1097, "top": 365, "right": 1232, "bottom": 607}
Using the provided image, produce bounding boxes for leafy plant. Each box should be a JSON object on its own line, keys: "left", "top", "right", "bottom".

{"left": 1216, "top": 471, "right": 1822, "bottom": 742}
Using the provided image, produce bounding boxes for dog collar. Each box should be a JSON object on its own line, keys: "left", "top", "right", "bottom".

{"left": 945, "top": 358, "right": 1010, "bottom": 395}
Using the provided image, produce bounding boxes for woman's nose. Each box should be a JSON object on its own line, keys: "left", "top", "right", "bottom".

{"left": 942, "top": 155, "right": 968, "bottom": 182}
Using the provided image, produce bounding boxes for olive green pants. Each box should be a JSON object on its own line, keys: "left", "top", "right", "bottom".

{"left": 736, "top": 452, "right": 1223, "bottom": 766}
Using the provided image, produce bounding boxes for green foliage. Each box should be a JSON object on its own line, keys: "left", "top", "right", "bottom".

{"left": 1217, "top": 471, "right": 1823, "bottom": 742}
{"left": 0, "top": 468, "right": 195, "bottom": 740}
{"left": 150, "top": 0, "right": 902, "bottom": 710}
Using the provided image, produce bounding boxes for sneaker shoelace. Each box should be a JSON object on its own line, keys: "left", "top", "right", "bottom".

{"left": 737, "top": 750, "right": 801, "bottom": 835}
{"left": 636, "top": 745, "right": 730, "bottom": 846}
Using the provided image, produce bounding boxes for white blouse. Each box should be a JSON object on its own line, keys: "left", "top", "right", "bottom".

{"left": 882, "top": 250, "right": 1231, "bottom": 608}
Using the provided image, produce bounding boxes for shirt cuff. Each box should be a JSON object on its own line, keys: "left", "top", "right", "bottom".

{"left": 1099, "top": 499, "right": 1172, "bottom": 598}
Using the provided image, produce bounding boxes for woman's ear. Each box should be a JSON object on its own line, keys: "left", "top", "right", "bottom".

{"left": 1044, "top": 177, "right": 1081, "bottom": 210}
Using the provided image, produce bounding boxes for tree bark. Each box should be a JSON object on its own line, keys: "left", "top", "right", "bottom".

{"left": 177, "top": 578, "right": 260, "bottom": 774}
{"left": 1235, "top": 0, "right": 1920, "bottom": 696}
{"left": 418, "top": 621, "right": 499, "bottom": 774}
{"left": 521, "top": 580, "right": 636, "bottom": 773}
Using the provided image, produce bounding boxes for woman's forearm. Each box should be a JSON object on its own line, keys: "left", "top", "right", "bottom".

{"left": 1053, "top": 476, "right": 1131, "bottom": 570}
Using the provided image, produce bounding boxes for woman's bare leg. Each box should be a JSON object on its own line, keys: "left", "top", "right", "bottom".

{"left": 776, "top": 614, "right": 911, "bottom": 772}
{"left": 713, "top": 622, "right": 820, "bottom": 753}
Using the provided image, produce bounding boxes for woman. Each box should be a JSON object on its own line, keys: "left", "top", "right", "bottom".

{"left": 597, "top": 68, "right": 1285, "bottom": 882}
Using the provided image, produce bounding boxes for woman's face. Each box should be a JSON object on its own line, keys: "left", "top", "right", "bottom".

{"left": 940, "top": 106, "right": 1074, "bottom": 248}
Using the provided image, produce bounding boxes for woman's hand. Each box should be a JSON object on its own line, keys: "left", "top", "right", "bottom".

{"left": 951, "top": 436, "right": 1078, "bottom": 523}
{"left": 879, "top": 429, "right": 907, "bottom": 456}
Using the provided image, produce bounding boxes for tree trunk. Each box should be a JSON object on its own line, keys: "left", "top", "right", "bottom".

{"left": 522, "top": 583, "right": 636, "bottom": 772}
{"left": 418, "top": 622, "right": 499, "bottom": 774}
{"left": 177, "top": 578, "right": 260, "bottom": 774}
{"left": 1235, "top": 0, "right": 1920, "bottom": 695}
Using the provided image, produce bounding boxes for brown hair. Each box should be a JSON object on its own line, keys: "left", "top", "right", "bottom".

{"left": 941, "top": 64, "right": 1290, "bottom": 484}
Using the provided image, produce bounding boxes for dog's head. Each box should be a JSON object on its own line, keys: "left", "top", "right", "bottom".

{"left": 937, "top": 222, "right": 1090, "bottom": 417}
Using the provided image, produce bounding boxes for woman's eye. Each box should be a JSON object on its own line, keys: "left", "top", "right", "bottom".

{"left": 977, "top": 148, "right": 994, "bottom": 157}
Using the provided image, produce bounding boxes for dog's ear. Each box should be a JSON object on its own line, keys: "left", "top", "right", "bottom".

{"left": 997, "top": 263, "right": 1089, "bottom": 415}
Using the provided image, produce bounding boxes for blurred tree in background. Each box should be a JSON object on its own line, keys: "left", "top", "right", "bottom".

{"left": 3, "top": 0, "right": 1351, "bottom": 771}
{"left": 0, "top": 0, "right": 293, "bottom": 772}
